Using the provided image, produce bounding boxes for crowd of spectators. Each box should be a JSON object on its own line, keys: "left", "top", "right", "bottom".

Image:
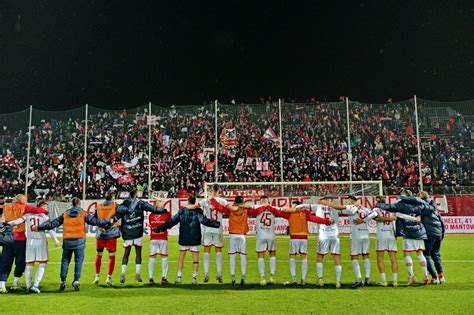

{"left": 0, "top": 99, "right": 472, "bottom": 200}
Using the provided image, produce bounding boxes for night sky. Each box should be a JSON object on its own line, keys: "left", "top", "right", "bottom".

{"left": 1, "top": 1, "right": 473, "bottom": 113}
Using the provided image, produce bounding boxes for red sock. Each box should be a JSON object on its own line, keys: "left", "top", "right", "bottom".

{"left": 95, "top": 254, "right": 102, "bottom": 274}
{"left": 108, "top": 255, "right": 116, "bottom": 276}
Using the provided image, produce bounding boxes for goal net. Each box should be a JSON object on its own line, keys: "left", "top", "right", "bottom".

{"left": 203, "top": 181, "right": 383, "bottom": 199}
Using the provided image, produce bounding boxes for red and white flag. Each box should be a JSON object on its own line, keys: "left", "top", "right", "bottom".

{"left": 256, "top": 158, "right": 262, "bottom": 171}
{"left": 261, "top": 127, "right": 281, "bottom": 144}
{"left": 236, "top": 158, "right": 245, "bottom": 170}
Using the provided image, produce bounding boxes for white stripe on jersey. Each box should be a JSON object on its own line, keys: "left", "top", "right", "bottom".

{"left": 374, "top": 207, "right": 396, "bottom": 239}
{"left": 200, "top": 198, "right": 226, "bottom": 234}
{"left": 23, "top": 213, "right": 50, "bottom": 240}
{"left": 309, "top": 204, "right": 339, "bottom": 240}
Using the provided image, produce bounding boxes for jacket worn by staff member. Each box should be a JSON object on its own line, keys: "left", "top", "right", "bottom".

{"left": 376, "top": 196, "right": 429, "bottom": 240}
{"left": 396, "top": 198, "right": 444, "bottom": 238}
{"left": 155, "top": 207, "right": 219, "bottom": 246}
{"left": 94, "top": 200, "right": 120, "bottom": 240}
{"left": 268, "top": 206, "right": 331, "bottom": 239}
{"left": 37, "top": 206, "right": 111, "bottom": 250}
{"left": 115, "top": 198, "right": 167, "bottom": 240}
{"left": 3, "top": 202, "right": 48, "bottom": 241}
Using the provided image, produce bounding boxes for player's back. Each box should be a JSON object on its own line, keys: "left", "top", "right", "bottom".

{"left": 229, "top": 207, "right": 249, "bottom": 235}
{"left": 200, "top": 199, "right": 223, "bottom": 234}
{"left": 374, "top": 207, "right": 395, "bottom": 239}
{"left": 348, "top": 207, "right": 371, "bottom": 239}
{"left": 255, "top": 209, "right": 276, "bottom": 239}
{"left": 288, "top": 211, "right": 309, "bottom": 237}
{"left": 311, "top": 204, "right": 339, "bottom": 239}
{"left": 149, "top": 212, "right": 171, "bottom": 240}
{"left": 24, "top": 213, "right": 49, "bottom": 240}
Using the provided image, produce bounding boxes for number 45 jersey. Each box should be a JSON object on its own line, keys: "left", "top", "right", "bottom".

{"left": 255, "top": 209, "right": 276, "bottom": 240}
{"left": 309, "top": 204, "right": 340, "bottom": 240}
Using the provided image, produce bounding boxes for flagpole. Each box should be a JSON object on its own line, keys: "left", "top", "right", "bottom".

{"left": 414, "top": 95, "right": 424, "bottom": 192}
{"left": 82, "top": 104, "right": 88, "bottom": 202}
{"left": 214, "top": 100, "right": 218, "bottom": 183}
{"left": 278, "top": 99, "right": 284, "bottom": 196}
{"left": 346, "top": 97, "right": 353, "bottom": 193}
{"left": 148, "top": 102, "right": 152, "bottom": 198}
{"left": 25, "top": 105, "right": 33, "bottom": 196}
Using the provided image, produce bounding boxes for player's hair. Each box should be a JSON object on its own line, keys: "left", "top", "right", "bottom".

{"left": 37, "top": 202, "right": 48, "bottom": 208}
{"left": 212, "top": 184, "right": 219, "bottom": 192}
{"left": 375, "top": 195, "right": 385, "bottom": 203}
{"left": 105, "top": 191, "right": 115, "bottom": 201}
{"left": 417, "top": 191, "right": 429, "bottom": 199}
{"left": 260, "top": 195, "right": 269, "bottom": 202}
{"left": 320, "top": 196, "right": 331, "bottom": 200}
{"left": 291, "top": 200, "right": 301, "bottom": 206}
{"left": 15, "top": 194, "right": 26, "bottom": 202}
{"left": 400, "top": 189, "right": 412, "bottom": 197}
{"left": 129, "top": 190, "right": 137, "bottom": 199}
{"left": 188, "top": 195, "right": 196, "bottom": 205}
{"left": 235, "top": 196, "right": 244, "bottom": 204}
{"left": 72, "top": 197, "right": 81, "bottom": 206}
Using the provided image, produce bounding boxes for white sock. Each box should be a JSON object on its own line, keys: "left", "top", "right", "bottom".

{"left": 192, "top": 271, "right": 198, "bottom": 279}
{"left": 34, "top": 264, "right": 46, "bottom": 286}
{"left": 289, "top": 258, "right": 296, "bottom": 278}
{"left": 177, "top": 270, "right": 182, "bottom": 277}
{"left": 240, "top": 254, "right": 247, "bottom": 277}
{"left": 335, "top": 265, "right": 342, "bottom": 282}
{"left": 418, "top": 255, "right": 428, "bottom": 277}
{"left": 230, "top": 254, "right": 236, "bottom": 276}
{"left": 316, "top": 262, "right": 323, "bottom": 278}
{"left": 364, "top": 258, "right": 371, "bottom": 278}
{"left": 121, "top": 264, "right": 127, "bottom": 275}
{"left": 203, "top": 253, "right": 210, "bottom": 276}
{"left": 258, "top": 258, "right": 265, "bottom": 278}
{"left": 216, "top": 252, "right": 223, "bottom": 276}
{"left": 0, "top": 281, "right": 5, "bottom": 289}
{"left": 269, "top": 256, "right": 276, "bottom": 276}
{"left": 301, "top": 259, "right": 308, "bottom": 281}
{"left": 162, "top": 257, "right": 168, "bottom": 278}
{"left": 404, "top": 256, "right": 414, "bottom": 277}
{"left": 25, "top": 265, "right": 34, "bottom": 288}
{"left": 13, "top": 277, "right": 20, "bottom": 286}
{"left": 380, "top": 272, "right": 387, "bottom": 282}
{"left": 392, "top": 272, "right": 398, "bottom": 282}
{"left": 352, "top": 260, "right": 362, "bottom": 281}
{"left": 148, "top": 257, "right": 156, "bottom": 279}
{"left": 135, "top": 264, "right": 142, "bottom": 275}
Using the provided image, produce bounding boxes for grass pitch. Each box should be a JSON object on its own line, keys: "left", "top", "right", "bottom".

{"left": 2, "top": 234, "right": 474, "bottom": 314}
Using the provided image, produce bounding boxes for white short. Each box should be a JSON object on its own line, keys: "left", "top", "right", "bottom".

{"left": 179, "top": 245, "right": 200, "bottom": 253}
{"left": 403, "top": 239, "right": 425, "bottom": 252}
{"left": 202, "top": 232, "right": 224, "bottom": 248}
{"left": 350, "top": 238, "right": 370, "bottom": 256}
{"left": 289, "top": 239, "right": 308, "bottom": 255}
{"left": 256, "top": 238, "right": 276, "bottom": 253}
{"left": 228, "top": 234, "right": 247, "bottom": 255}
{"left": 123, "top": 237, "right": 143, "bottom": 248}
{"left": 317, "top": 238, "right": 340, "bottom": 255}
{"left": 376, "top": 238, "right": 397, "bottom": 252}
{"left": 26, "top": 239, "right": 48, "bottom": 263}
{"left": 149, "top": 240, "right": 168, "bottom": 256}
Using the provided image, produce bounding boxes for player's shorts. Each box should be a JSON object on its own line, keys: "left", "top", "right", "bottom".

{"left": 26, "top": 239, "right": 48, "bottom": 263}
{"left": 123, "top": 237, "right": 143, "bottom": 248}
{"left": 149, "top": 240, "right": 168, "bottom": 256}
{"left": 376, "top": 237, "right": 397, "bottom": 252}
{"left": 96, "top": 238, "right": 117, "bottom": 252}
{"left": 256, "top": 238, "right": 276, "bottom": 253}
{"left": 403, "top": 239, "right": 425, "bottom": 252}
{"left": 228, "top": 234, "right": 247, "bottom": 255}
{"left": 179, "top": 245, "right": 200, "bottom": 253}
{"left": 289, "top": 239, "right": 308, "bottom": 255}
{"left": 350, "top": 238, "right": 370, "bottom": 256}
{"left": 317, "top": 238, "right": 340, "bottom": 255}
{"left": 202, "top": 232, "right": 224, "bottom": 248}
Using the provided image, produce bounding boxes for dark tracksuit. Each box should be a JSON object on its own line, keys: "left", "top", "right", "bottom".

{"left": 155, "top": 207, "right": 220, "bottom": 246}
{"left": 38, "top": 206, "right": 110, "bottom": 282}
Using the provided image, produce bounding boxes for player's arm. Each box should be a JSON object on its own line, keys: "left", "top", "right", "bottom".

{"left": 266, "top": 205, "right": 290, "bottom": 219}
{"left": 197, "top": 209, "right": 220, "bottom": 228}
{"left": 375, "top": 202, "right": 398, "bottom": 213}
{"left": 396, "top": 212, "right": 421, "bottom": 222}
{"left": 306, "top": 211, "right": 333, "bottom": 225}
{"left": 247, "top": 205, "right": 266, "bottom": 216}
{"left": 209, "top": 198, "right": 231, "bottom": 215}
{"left": 36, "top": 215, "right": 64, "bottom": 231}
{"left": 7, "top": 216, "right": 26, "bottom": 226}
{"left": 154, "top": 210, "right": 181, "bottom": 232}
{"left": 354, "top": 210, "right": 378, "bottom": 224}
{"left": 24, "top": 204, "right": 48, "bottom": 215}
{"left": 48, "top": 229, "right": 61, "bottom": 246}
{"left": 140, "top": 200, "right": 168, "bottom": 214}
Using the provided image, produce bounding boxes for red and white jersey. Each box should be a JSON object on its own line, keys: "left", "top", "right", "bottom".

{"left": 23, "top": 213, "right": 50, "bottom": 240}
{"left": 309, "top": 204, "right": 339, "bottom": 240}
{"left": 149, "top": 212, "right": 171, "bottom": 240}
{"left": 200, "top": 197, "right": 227, "bottom": 234}
{"left": 343, "top": 206, "right": 371, "bottom": 240}
{"left": 255, "top": 209, "right": 276, "bottom": 240}
{"left": 373, "top": 207, "right": 396, "bottom": 240}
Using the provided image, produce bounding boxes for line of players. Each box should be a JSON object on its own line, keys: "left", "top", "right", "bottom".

{"left": 0, "top": 186, "right": 444, "bottom": 292}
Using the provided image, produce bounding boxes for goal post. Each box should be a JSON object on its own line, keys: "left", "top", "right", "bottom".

{"left": 203, "top": 180, "right": 383, "bottom": 199}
